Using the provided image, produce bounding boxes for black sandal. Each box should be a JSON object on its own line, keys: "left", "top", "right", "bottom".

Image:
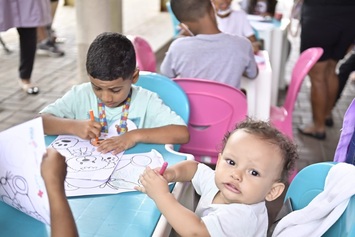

{"left": 298, "top": 127, "right": 326, "bottom": 140}
{"left": 325, "top": 117, "right": 334, "bottom": 127}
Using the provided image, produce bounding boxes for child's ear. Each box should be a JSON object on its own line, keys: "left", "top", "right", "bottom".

{"left": 217, "top": 153, "right": 222, "bottom": 162}
{"left": 132, "top": 68, "right": 140, "bottom": 84}
{"left": 265, "top": 182, "right": 285, "bottom": 202}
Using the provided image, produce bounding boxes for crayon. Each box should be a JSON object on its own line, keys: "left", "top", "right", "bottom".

{"left": 89, "top": 110, "right": 99, "bottom": 142}
{"left": 159, "top": 162, "right": 168, "bottom": 175}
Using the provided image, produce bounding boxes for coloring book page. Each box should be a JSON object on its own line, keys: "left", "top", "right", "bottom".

{"left": 109, "top": 149, "right": 164, "bottom": 191}
{"left": 49, "top": 135, "right": 124, "bottom": 197}
{"left": 49, "top": 119, "right": 165, "bottom": 196}
{"left": 0, "top": 117, "right": 49, "bottom": 224}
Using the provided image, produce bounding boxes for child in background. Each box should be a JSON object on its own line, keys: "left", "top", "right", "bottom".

{"left": 136, "top": 118, "right": 298, "bottom": 236}
{"left": 212, "top": 0, "right": 260, "bottom": 53}
{"left": 40, "top": 32, "right": 189, "bottom": 155}
{"left": 160, "top": 0, "right": 258, "bottom": 89}
{"left": 41, "top": 148, "right": 78, "bottom": 237}
{"left": 248, "top": 0, "right": 277, "bottom": 17}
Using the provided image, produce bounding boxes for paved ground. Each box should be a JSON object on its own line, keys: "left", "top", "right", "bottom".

{"left": 1, "top": 0, "right": 354, "bottom": 227}
{"left": 0, "top": 0, "right": 171, "bottom": 131}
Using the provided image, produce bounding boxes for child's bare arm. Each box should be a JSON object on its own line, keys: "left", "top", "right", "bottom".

{"left": 156, "top": 193, "right": 210, "bottom": 236}
{"left": 97, "top": 125, "right": 189, "bottom": 154}
{"left": 41, "top": 114, "right": 101, "bottom": 140}
{"left": 164, "top": 160, "right": 199, "bottom": 182}
{"left": 41, "top": 148, "right": 78, "bottom": 237}
{"left": 137, "top": 165, "right": 210, "bottom": 237}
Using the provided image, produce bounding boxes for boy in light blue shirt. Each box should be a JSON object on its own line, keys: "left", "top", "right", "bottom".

{"left": 40, "top": 32, "right": 189, "bottom": 155}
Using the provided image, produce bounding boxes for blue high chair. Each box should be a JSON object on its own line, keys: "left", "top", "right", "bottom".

{"left": 135, "top": 71, "right": 190, "bottom": 151}
{"left": 281, "top": 162, "right": 355, "bottom": 237}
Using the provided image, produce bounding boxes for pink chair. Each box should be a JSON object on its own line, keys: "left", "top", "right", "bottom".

{"left": 173, "top": 78, "right": 248, "bottom": 165}
{"left": 270, "top": 47, "right": 323, "bottom": 140}
{"left": 270, "top": 47, "right": 323, "bottom": 182}
{"left": 128, "top": 35, "right": 156, "bottom": 72}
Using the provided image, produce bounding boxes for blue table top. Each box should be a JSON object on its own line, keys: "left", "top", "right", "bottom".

{"left": 0, "top": 136, "right": 188, "bottom": 237}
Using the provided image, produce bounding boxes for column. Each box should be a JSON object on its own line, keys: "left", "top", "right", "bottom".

{"left": 75, "top": 0, "right": 123, "bottom": 82}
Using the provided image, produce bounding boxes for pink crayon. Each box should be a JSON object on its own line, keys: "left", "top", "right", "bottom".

{"left": 159, "top": 162, "right": 168, "bottom": 175}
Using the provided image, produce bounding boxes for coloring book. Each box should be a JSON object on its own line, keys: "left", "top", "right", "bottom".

{"left": 0, "top": 117, "right": 165, "bottom": 224}
{"left": 49, "top": 135, "right": 164, "bottom": 197}
{"left": 0, "top": 117, "right": 49, "bottom": 224}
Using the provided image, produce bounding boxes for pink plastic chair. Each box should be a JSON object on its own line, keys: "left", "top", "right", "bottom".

{"left": 270, "top": 47, "right": 323, "bottom": 182}
{"left": 270, "top": 47, "right": 323, "bottom": 140}
{"left": 173, "top": 78, "right": 248, "bottom": 165}
{"left": 128, "top": 35, "right": 156, "bottom": 72}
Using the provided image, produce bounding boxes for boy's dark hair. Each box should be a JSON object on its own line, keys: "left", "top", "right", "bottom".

{"left": 171, "top": 0, "right": 213, "bottom": 22}
{"left": 221, "top": 118, "right": 299, "bottom": 184}
{"left": 86, "top": 32, "right": 136, "bottom": 81}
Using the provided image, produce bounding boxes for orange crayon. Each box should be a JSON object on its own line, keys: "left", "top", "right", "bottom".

{"left": 89, "top": 110, "right": 99, "bottom": 142}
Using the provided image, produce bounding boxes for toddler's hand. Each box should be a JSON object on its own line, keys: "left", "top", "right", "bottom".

{"left": 152, "top": 166, "right": 175, "bottom": 183}
{"left": 135, "top": 166, "right": 170, "bottom": 200}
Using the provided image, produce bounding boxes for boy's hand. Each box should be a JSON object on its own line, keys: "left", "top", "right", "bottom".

{"left": 73, "top": 120, "right": 101, "bottom": 140}
{"left": 97, "top": 132, "right": 136, "bottom": 154}
{"left": 41, "top": 148, "right": 67, "bottom": 186}
{"left": 135, "top": 166, "right": 170, "bottom": 200}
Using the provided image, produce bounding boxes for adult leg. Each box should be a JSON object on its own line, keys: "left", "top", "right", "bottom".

{"left": 50, "top": 0, "right": 59, "bottom": 18}
{"left": 298, "top": 60, "right": 328, "bottom": 139}
{"left": 17, "top": 27, "right": 40, "bottom": 95}
{"left": 37, "top": 0, "right": 59, "bottom": 42}
{"left": 37, "top": 0, "right": 64, "bottom": 57}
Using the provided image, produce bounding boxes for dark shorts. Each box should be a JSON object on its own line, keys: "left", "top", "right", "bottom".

{"left": 300, "top": 5, "right": 355, "bottom": 61}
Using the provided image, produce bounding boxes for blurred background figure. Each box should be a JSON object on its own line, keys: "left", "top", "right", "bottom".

{"left": 334, "top": 44, "right": 355, "bottom": 108}
{"left": 0, "top": 0, "right": 52, "bottom": 95}
{"left": 212, "top": 0, "right": 260, "bottom": 53}
{"left": 273, "top": 0, "right": 294, "bottom": 21}
{"left": 239, "top": 0, "right": 277, "bottom": 17}
{"left": 297, "top": 0, "right": 355, "bottom": 140}
{"left": 37, "top": 0, "right": 65, "bottom": 57}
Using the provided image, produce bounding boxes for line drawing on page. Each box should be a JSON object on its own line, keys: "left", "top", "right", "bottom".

{"left": 49, "top": 120, "right": 164, "bottom": 196}
{"left": 0, "top": 118, "right": 49, "bottom": 224}
{"left": 50, "top": 136, "right": 123, "bottom": 196}
{"left": 0, "top": 172, "right": 48, "bottom": 224}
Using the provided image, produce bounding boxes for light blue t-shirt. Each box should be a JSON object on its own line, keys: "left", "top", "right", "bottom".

{"left": 40, "top": 83, "right": 186, "bottom": 130}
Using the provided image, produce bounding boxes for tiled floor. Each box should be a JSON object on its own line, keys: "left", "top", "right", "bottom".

{"left": 0, "top": 0, "right": 354, "bottom": 229}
